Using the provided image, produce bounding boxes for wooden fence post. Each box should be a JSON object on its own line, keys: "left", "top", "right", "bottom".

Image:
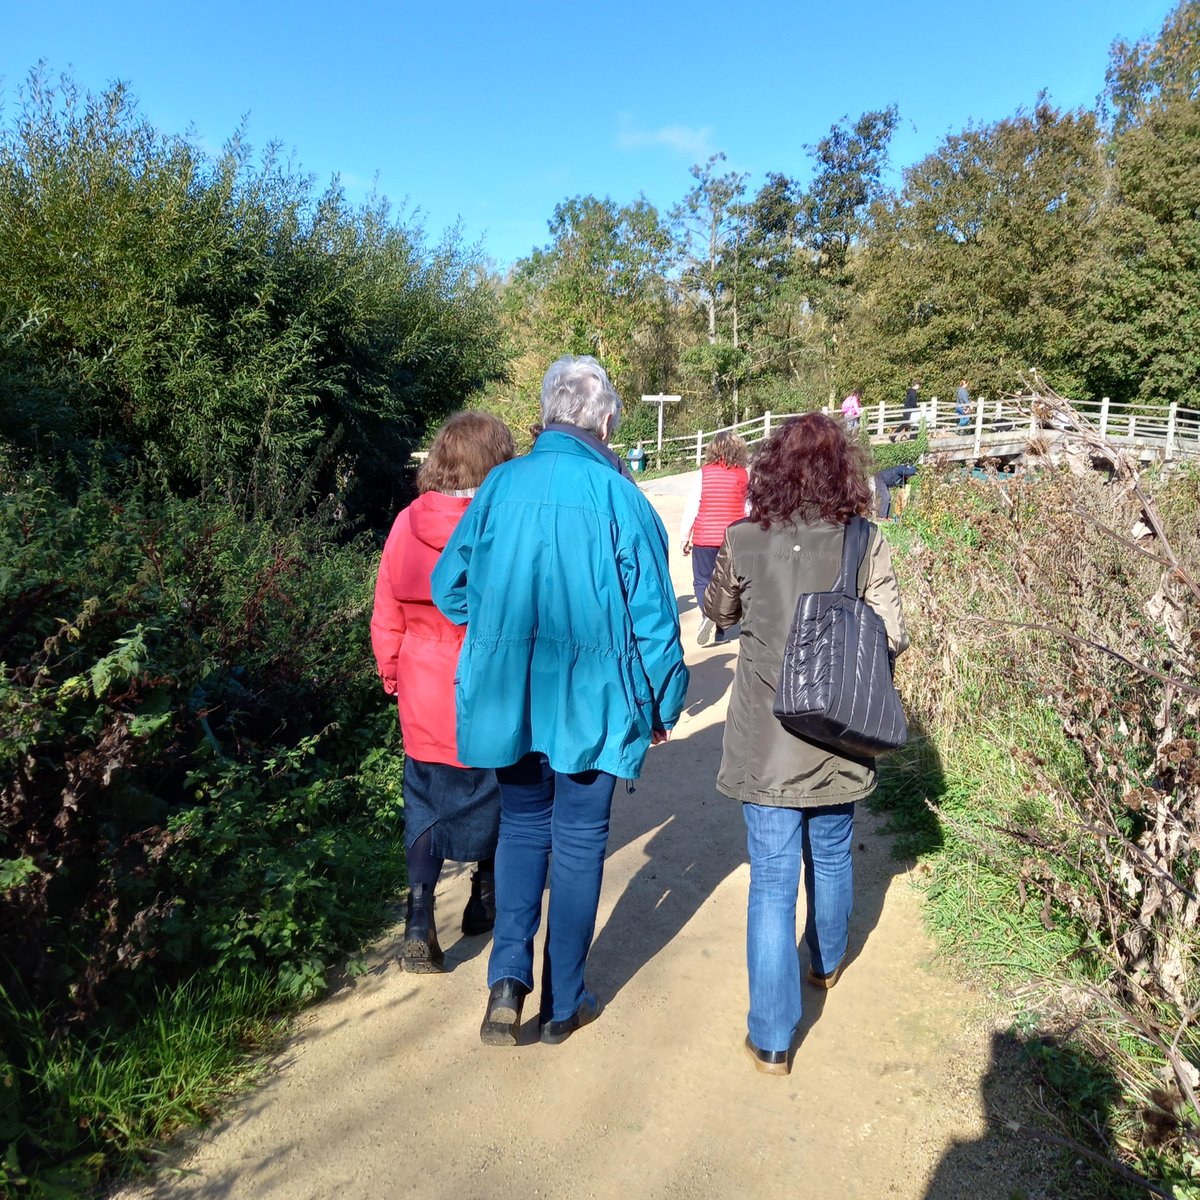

{"left": 695, "top": 429, "right": 703, "bottom": 466}
{"left": 763, "top": 410, "right": 772, "bottom": 439}
{"left": 928, "top": 398, "right": 938, "bottom": 430}
{"left": 1167, "top": 402, "right": 1178, "bottom": 456}
{"left": 1099, "top": 397, "right": 1110, "bottom": 440}
{"left": 973, "top": 395, "right": 986, "bottom": 458}
{"left": 876, "top": 402, "right": 886, "bottom": 437}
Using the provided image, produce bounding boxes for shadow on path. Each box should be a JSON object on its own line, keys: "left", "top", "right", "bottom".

{"left": 922, "top": 1030, "right": 1137, "bottom": 1200}
{"left": 590, "top": 647, "right": 944, "bottom": 1039}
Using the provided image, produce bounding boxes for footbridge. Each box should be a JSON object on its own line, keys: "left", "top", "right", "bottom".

{"left": 631, "top": 396, "right": 1200, "bottom": 471}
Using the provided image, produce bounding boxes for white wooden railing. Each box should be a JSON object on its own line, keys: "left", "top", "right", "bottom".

{"left": 618, "top": 396, "right": 1200, "bottom": 471}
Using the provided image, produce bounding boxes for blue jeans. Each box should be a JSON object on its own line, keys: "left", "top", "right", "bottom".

{"left": 488, "top": 752, "right": 617, "bottom": 1022}
{"left": 743, "top": 801, "right": 855, "bottom": 1052}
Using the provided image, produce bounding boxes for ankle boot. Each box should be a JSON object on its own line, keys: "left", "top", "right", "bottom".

{"left": 401, "top": 884, "right": 444, "bottom": 973}
{"left": 461, "top": 868, "right": 496, "bottom": 936}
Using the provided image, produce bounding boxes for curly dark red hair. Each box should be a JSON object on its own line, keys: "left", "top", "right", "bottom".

{"left": 747, "top": 413, "right": 871, "bottom": 527}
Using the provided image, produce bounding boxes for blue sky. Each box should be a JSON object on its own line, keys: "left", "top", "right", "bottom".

{"left": 2, "top": 0, "right": 1177, "bottom": 269}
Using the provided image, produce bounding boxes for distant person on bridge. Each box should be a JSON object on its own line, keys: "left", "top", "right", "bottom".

{"left": 680, "top": 430, "right": 749, "bottom": 647}
{"left": 371, "top": 411, "right": 516, "bottom": 973}
{"left": 900, "top": 380, "right": 921, "bottom": 434}
{"left": 702, "top": 413, "right": 909, "bottom": 1075}
{"left": 433, "top": 355, "right": 689, "bottom": 1049}
{"left": 955, "top": 379, "right": 972, "bottom": 428}
{"left": 840, "top": 390, "right": 863, "bottom": 432}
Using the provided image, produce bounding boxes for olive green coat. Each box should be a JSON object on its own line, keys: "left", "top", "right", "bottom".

{"left": 703, "top": 517, "right": 910, "bottom": 808}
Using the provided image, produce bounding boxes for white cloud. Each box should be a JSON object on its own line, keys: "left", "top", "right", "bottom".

{"left": 616, "top": 113, "right": 714, "bottom": 159}
{"left": 337, "top": 170, "right": 380, "bottom": 192}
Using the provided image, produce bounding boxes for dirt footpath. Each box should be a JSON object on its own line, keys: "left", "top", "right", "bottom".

{"left": 118, "top": 479, "right": 1046, "bottom": 1200}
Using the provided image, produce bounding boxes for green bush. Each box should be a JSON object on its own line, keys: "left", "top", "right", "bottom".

{"left": 870, "top": 424, "right": 928, "bottom": 471}
{"left": 0, "top": 68, "right": 508, "bottom": 525}
{"left": 0, "top": 465, "right": 405, "bottom": 1183}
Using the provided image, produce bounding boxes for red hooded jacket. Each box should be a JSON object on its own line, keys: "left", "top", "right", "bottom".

{"left": 370, "top": 492, "right": 471, "bottom": 766}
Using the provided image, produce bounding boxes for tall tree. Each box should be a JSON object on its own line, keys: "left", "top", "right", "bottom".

{"left": 1086, "top": 2, "right": 1200, "bottom": 406}
{"left": 671, "top": 153, "right": 749, "bottom": 423}
{"left": 845, "top": 98, "right": 1102, "bottom": 403}
{"left": 800, "top": 107, "right": 899, "bottom": 298}
{"left": 508, "top": 194, "right": 672, "bottom": 400}
{"left": 733, "top": 173, "right": 815, "bottom": 401}
{"left": 797, "top": 107, "right": 899, "bottom": 399}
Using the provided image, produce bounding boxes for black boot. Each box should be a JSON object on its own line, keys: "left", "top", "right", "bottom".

{"left": 480, "top": 978, "right": 528, "bottom": 1046}
{"left": 461, "top": 867, "right": 496, "bottom": 936}
{"left": 401, "top": 884, "right": 444, "bottom": 973}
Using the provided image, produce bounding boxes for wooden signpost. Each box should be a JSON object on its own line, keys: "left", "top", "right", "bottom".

{"left": 640, "top": 394, "right": 681, "bottom": 454}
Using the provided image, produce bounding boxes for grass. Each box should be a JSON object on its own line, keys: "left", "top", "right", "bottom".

{"left": 2, "top": 972, "right": 294, "bottom": 1197}
{"left": 868, "top": 619, "right": 1195, "bottom": 1190}
{"left": 873, "top": 723, "right": 1098, "bottom": 984}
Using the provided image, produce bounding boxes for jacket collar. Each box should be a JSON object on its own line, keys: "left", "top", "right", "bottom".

{"left": 538, "top": 423, "right": 633, "bottom": 479}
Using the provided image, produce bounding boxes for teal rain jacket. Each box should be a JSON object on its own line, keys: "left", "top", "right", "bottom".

{"left": 431, "top": 428, "right": 689, "bottom": 778}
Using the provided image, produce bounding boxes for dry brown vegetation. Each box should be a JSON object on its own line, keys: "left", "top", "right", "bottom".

{"left": 886, "top": 389, "right": 1200, "bottom": 1193}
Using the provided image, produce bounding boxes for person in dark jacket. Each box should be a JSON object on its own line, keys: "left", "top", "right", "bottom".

{"left": 371, "top": 412, "right": 516, "bottom": 972}
{"left": 703, "top": 413, "right": 909, "bottom": 1075}
{"left": 955, "top": 379, "right": 972, "bottom": 427}
{"left": 432, "top": 355, "right": 689, "bottom": 1048}
{"left": 899, "top": 380, "right": 921, "bottom": 434}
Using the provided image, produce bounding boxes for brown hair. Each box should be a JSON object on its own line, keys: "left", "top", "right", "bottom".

{"left": 705, "top": 430, "right": 748, "bottom": 468}
{"left": 417, "top": 411, "right": 515, "bottom": 494}
{"left": 746, "top": 413, "right": 871, "bottom": 528}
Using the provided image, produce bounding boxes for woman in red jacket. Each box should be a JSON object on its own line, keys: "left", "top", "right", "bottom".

{"left": 371, "top": 412, "right": 515, "bottom": 972}
{"left": 680, "top": 431, "right": 749, "bottom": 646}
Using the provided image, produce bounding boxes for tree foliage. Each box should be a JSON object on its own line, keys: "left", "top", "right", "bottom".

{"left": 1105, "top": 0, "right": 1200, "bottom": 134}
{"left": 800, "top": 107, "right": 899, "bottom": 298}
{"left": 1087, "top": 6, "right": 1200, "bottom": 408}
{"left": 0, "top": 69, "right": 508, "bottom": 522}
{"left": 845, "top": 99, "right": 1102, "bottom": 402}
{"left": 0, "top": 67, "right": 509, "bottom": 1187}
{"left": 507, "top": 193, "right": 672, "bottom": 401}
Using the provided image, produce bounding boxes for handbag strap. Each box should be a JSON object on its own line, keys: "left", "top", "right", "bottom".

{"left": 833, "top": 516, "right": 871, "bottom": 600}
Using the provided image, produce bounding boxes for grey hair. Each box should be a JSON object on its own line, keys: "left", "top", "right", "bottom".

{"left": 540, "top": 355, "right": 623, "bottom": 437}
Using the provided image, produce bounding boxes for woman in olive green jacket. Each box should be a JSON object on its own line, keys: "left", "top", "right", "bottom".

{"left": 703, "top": 413, "right": 909, "bottom": 1075}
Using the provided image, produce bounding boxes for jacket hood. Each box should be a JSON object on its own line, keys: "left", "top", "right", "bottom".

{"left": 407, "top": 491, "right": 471, "bottom": 551}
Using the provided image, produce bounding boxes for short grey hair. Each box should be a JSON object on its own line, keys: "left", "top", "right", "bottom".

{"left": 540, "top": 355, "right": 622, "bottom": 437}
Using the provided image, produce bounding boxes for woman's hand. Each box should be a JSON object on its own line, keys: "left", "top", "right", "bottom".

{"left": 680, "top": 539, "right": 692, "bottom": 556}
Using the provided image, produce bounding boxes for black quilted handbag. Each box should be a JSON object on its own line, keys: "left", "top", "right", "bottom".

{"left": 772, "top": 516, "right": 908, "bottom": 758}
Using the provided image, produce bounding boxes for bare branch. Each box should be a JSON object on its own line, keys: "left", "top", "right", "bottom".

{"left": 1002, "top": 1121, "right": 1178, "bottom": 1199}
{"left": 958, "top": 614, "right": 1200, "bottom": 698}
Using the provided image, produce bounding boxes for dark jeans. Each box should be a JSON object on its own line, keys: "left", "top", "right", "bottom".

{"left": 487, "top": 752, "right": 617, "bottom": 1021}
{"left": 691, "top": 544, "right": 721, "bottom": 612}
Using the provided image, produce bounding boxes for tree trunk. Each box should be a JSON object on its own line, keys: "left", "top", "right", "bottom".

{"left": 732, "top": 271, "right": 740, "bottom": 426}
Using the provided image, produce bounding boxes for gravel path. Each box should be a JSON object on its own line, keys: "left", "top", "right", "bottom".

{"left": 116, "top": 485, "right": 1068, "bottom": 1200}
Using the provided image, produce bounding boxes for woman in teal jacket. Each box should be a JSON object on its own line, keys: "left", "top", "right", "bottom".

{"left": 432, "top": 355, "right": 688, "bottom": 1047}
